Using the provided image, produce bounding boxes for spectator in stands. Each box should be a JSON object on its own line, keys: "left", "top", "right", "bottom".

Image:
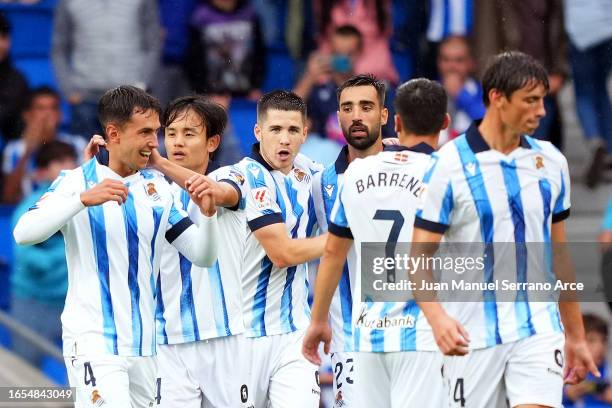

{"left": 51, "top": 0, "right": 161, "bottom": 138}
{"left": 0, "top": 13, "right": 29, "bottom": 141}
{"left": 314, "top": 0, "right": 398, "bottom": 85}
{"left": 436, "top": 36, "right": 484, "bottom": 145}
{"left": 294, "top": 25, "right": 362, "bottom": 144}
{"left": 185, "top": 0, "right": 266, "bottom": 101}
{"left": 564, "top": 0, "right": 612, "bottom": 189}
{"left": 10, "top": 141, "right": 77, "bottom": 367}
{"left": 2, "top": 87, "right": 85, "bottom": 204}
{"left": 564, "top": 314, "right": 612, "bottom": 407}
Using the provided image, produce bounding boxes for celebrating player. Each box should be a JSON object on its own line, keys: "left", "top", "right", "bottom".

{"left": 303, "top": 78, "right": 450, "bottom": 407}
{"left": 310, "top": 73, "right": 388, "bottom": 406}
{"left": 13, "top": 86, "right": 219, "bottom": 408}
{"left": 152, "top": 96, "right": 253, "bottom": 407}
{"left": 412, "top": 52, "right": 598, "bottom": 407}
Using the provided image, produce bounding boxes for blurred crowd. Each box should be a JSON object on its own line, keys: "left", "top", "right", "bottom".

{"left": 0, "top": 0, "right": 611, "bottom": 399}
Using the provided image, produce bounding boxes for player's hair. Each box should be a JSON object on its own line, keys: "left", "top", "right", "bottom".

{"left": 336, "top": 73, "right": 386, "bottom": 105}
{"left": 394, "top": 78, "right": 447, "bottom": 135}
{"left": 481, "top": 51, "right": 549, "bottom": 107}
{"left": 163, "top": 96, "right": 228, "bottom": 139}
{"left": 257, "top": 90, "right": 306, "bottom": 122}
{"left": 583, "top": 313, "right": 609, "bottom": 339}
{"left": 0, "top": 12, "right": 11, "bottom": 36}
{"left": 334, "top": 24, "right": 363, "bottom": 48}
{"left": 35, "top": 140, "right": 77, "bottom": 169}
{"left": 98, "top": 85, "right": 162, "bottom": 129}
{"left": 25, "top": 86, "right": 60, "bottom": 111}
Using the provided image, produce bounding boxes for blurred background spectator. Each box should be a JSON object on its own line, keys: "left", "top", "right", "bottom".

{"left": 2, "top": 86, "right": 84, "bottom": 204}
{"left": 436, "top": 35, "right": 484, "bottom": 145}
{"left": 51, "top": 0, "right": 161, "bottom": 138}
{"left": 0, "top": 12, "right": 29, "bottom": 143}
{"left": 564, "top": 0, "right": 612, "bottom": 189}
{"left": 9, "top": 140, "right": 76, "bottom": 367}
{"left": 185, "top": 0, "right": 266, "bottom": 100}
{"left": 564, "top": 314, "right": 612, "bottom": 407}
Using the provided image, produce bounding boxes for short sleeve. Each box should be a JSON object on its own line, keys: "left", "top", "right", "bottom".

{"left": 328, "top": 185, "right": 352, "bottom": 239}
{"left": 210, "top": 165, "right": 248, "bottom": 211}
{"left": 165, "top": 195, "right": 193, "bottom": 243}
{"left": 414, "top": 153, "right": 454, "bottom": 234}
{"left": 552, "top": 155, "right": 571, "bottom": 223}
{"left": 241, "top": 161, "right": 284, "bottom": 231}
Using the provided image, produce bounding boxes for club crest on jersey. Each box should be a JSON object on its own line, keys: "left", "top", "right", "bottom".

{"left": 145, "top": 182, "right": 160, "bottom": 201}
{"left": 535, "top": 155, "right": 545, "bottom": 170}
{"left": 464, "top": 162, "right": 477, "bottom": 177}
{"left": 251, "top": 187, "right": 272, "bottom": 209}
{"left": 393, "top": 152, "right": 409, "bottom": 163}
{"left": 293, "top": 168, "right": 310, "bottom": 183}
{"left": 324, "top": 184, "right": 334, "bottom": 197}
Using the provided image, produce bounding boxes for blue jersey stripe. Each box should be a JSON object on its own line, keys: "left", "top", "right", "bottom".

{"left": 280, "top": 266, "right": 297, "bottom": 332}
{"left": 179, "top": 254, "right": 199, "bottom": 341}
{"left": 339, "top": 263, "right": 353, "bottom": 352}
{"left": 539, "top": 179, "right": 563, "bottom": 332}
{"left": 82, "top": 160, "right": 118, "bottom": 354}
{"left": 465, "top": 0, "right": 473, "bottom": 33}
{"left": 155, "top": 274, "right": 169, "bottom": 344}
{"left": 123, "top": 191, "right": 143, "bottom": 355}
{"left": 439, "top": 182, "right": 454, "bottom": 225}
{"left": 442, "top": 0, "right": 450, "bottom": 38}
{"left": 501, "top": 161, "right": 535, "bottom": 338}
{"left": 306, "top": 194, "right": 317, "bottom": 237}
{"left": 456, "top": 137, "right": 501, "bottom": 346}
{"left": 400, "top": 300, "right": 419, "bottom": 350}
{"left": 210, "top": 261, "right": 232, "bottom": 337}
{"left": 149, "top": 206, "right": 163, "bottom": 284}
{"left": 252, "top": 256, "right": 273, "bottom": 336}
{"left": 370, "top": 303, "right": 393, "bottom": 352}
{"left": 553, "top": 170, "right": 566, "bottom": 215}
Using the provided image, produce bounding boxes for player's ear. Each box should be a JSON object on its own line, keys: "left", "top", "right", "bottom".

{"left": 394, "top": 114, "right": 402, "bottom": 134}
{"left": 207, "top": 134, "right": 221, "bottom": 154}
{"left": 106, "top": 123, "right": 120, "bottom": 144}
{"left": 489, "top": 89, "right": 504, "bottom": 108}
{"left": 254, "top": 123, "right": 262, "bottom": 142}
{"left": 441, "top": 113, "right": 451, "bottom": 131}
{"left": 381, "top": 107, "right": 389, "bottom": 126}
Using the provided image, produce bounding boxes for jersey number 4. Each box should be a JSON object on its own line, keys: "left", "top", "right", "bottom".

{"left": 373, "top": 209, "right": 405, "bottom": 283}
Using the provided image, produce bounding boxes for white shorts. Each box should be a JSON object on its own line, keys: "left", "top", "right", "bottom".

{"left": 156, "top": 335, "right": 254, "bottom": 408}
{"left": 65, "top": 353, "right": 156, "bottom": 408}
{"left": 443, "top": 332, "right": 565, "bottom": 408}
{"left": 353, "top": 350, "right": 444, "bottom": 408}
{"left": 248, "top": 330, "right": 320, "bottom": 408}
{"left": 331, "top": 352, "right": 355, "bottom": 407}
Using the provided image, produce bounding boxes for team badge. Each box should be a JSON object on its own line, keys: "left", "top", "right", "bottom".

{"left": 324, "top": 184, "right": 334, "bottom": 197}
{"left": 251, "top": 187, "right": 272, "bottom": 209}
{"left": 293, "top": 168, "right": 310, "bottom": 183}
{"left": 535, "top": 155, "right": 545, "bottom": 170}
{"left": 145, "top": 182, "right": 160, "bottom": 201}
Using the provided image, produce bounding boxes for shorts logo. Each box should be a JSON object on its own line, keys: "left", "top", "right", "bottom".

{"left": 251, "top": 187, "right": 272, "bottom": 210}
{"left": 335, "top": 390, "right": 345, "bottom": 407}
{"left": 145, "top": 183, "right": 160, "bottom": 201}
{"left": 554, "top": 349, "right": 563, "bottom": 368}
{"left": 240, "top": 384, "right": 248, "bottom": 403}
{"left": 91, "top": 390, "right": 105, "bottom": 406}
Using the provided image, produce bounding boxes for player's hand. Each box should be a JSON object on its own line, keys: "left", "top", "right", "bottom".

{"left": 186, "top": 175, "right": 216, "bottom": 217}
{"left": 83, "top": 134, "right": 106, "bottom": 162}
{"left": 430, "top": 313, "right": 470, "bottom": 356}
{"left": 564, "top": 337, "right": 600, "bottom": 384}
{"left": 79, "top": 179, "right": 128, "bottom": 206}
{"left": 382, "top": 137, "right": 400, "bottom": 146}
{"left": 147, "top": 148, "right": 164, "bottom": 169}
{"left": 302, "top": 320, "right": 332, "bottom": 366}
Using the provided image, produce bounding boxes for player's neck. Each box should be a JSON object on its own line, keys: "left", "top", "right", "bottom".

{"left": 108, "top": 155, "right": 137, "bottom": 178}
{"left": 479, "top": 113, "right": 522, "bottom": 155}
{"left": 347, "top": 139, "right": 382, "bottom": 163}
{"left": 399, "top": 133, "right": 438, "bottom": 150}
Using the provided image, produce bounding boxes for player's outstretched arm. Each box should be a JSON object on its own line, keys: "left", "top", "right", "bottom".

{"left": 303, "top": 233, "right": 351, "bottom": 365}
{"left": 253, "top": 223, "right": 327, "bottom": 268}
{"left": 551, "top": 221, "right": 600, "bottom": 384}
{"left": 150, "top": 150, "right": 239, "bottom": 208}
{"left": 14, "top": 179, "right": 128, "bottom": 245}
{"left": 411, "top": 227, "right": 470, "bottom": 356}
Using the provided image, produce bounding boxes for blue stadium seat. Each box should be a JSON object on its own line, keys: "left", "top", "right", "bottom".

{"left": 228, "top": 98, "right": 257, "bottom": 155}
{"left": 262, "top": 49, "right": 296, "bottom": 92}
{"left": 41, "top": 355, "right": 68, "bottom": 386}
{"left": 0, "top": 0, "right": 56, "bottom": 59}
{"left": 14, "top": 57, "right": 56, "bottom": 88}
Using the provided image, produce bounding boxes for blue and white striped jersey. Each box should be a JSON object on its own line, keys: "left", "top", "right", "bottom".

{"left": 427, "top": 0, "right": 473, "bottom": 42}
{"left": 415, "top": 121, "right": 570, "bottom": 349}
{"left": 330, "top": 144, "right": 438, "bottom": 353}
{"left": 312, "top": 146, "right": 356, "bottom": 353}
{"left": 156, "top": 163, "right": 247, "bottom": 344}
{"left": 15, "top": 158, "right": 216, "bottom": 357}
{"left": 236, "top": 144, "right": 322, "bottom": 338}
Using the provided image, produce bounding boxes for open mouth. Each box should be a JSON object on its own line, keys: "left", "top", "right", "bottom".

{"left": 139, "top": 151, "right": 151, "bottom": 159}
{"left": 278, "top": 149, "right": 291, "bottom": 160}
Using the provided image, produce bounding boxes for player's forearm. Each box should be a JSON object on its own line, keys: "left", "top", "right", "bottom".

{"left": 559, "top": 301, "right": 586, "bottom": 340}
{"left": 172, "top": 213, "right": 219, "bottom": 267}
{"left": 14, "top": 193, "right": 84, "bottom": 245}
{"left": 215, "top": 181, "right": 240, "bottom": 208}
{"left": 311, "top": 255, "right": 345, "bottom": 323}
{"left": 283, "top": 233, "right": 327, "bottom": 267}
{"left": 154, "top": 156, "right": 198, "bottom": 188}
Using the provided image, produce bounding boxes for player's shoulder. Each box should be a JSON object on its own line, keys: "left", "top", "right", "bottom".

{"left": 294, "top": 153, "right": 324, "bottom": 175}
{"left": 523, "top": 136, "right": 568, "bottom": 165}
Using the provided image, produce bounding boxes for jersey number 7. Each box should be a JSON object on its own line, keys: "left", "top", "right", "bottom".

{"left": 373, "top": 209, "right": 404, "bottom": 283}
